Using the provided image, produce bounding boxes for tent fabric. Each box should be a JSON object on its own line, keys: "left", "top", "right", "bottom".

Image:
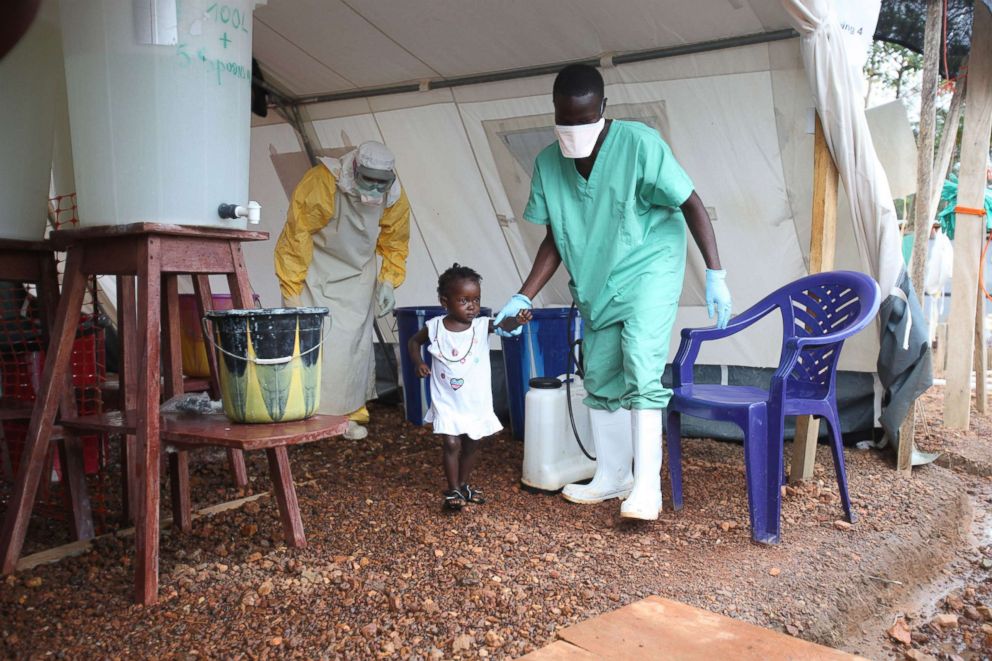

{"left": 229, "top": 0, "right": 952, "bottom": 442}
{"left": 244, "top": 37, "right": 882, "bottom": 379}
{"left": 782, "top": 0, "right": 931, "bottom": 453}
{"left": 251, "top": 0, "right": 794, "bottom": 97}
{"left": 877, "top": 275, "right": 934, "bottom": 455}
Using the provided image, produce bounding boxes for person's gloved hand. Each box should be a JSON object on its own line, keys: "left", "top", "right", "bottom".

{"left": 494, "top": 293, "right": 532, "bottom": 337}
{"left": 374, "top": 280, "right": 395, "bottom": 318}
{"left": 283, "top": 293, "right": 303, "bottom": 308}
{"left": 705, "top": 269, "right": 732, "bottom": 329}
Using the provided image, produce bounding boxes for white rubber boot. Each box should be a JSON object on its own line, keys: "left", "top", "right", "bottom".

{"left": 620, "top": 409, "right": 663, "bottom": 520}
{"left": 562, "top": 408, "right": 633, "bottom": 504}
{"left": 343, "top": 420, "right": 369, "bottom": 440}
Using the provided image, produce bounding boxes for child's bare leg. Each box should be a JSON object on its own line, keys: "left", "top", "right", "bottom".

{"left": 442, "top": 434, "right": 462, "bottom": 491}
{"left": 459, "top": 436, "right": 482, "bottom": 486}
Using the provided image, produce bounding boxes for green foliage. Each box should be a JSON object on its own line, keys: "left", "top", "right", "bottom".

{"left": 863, "top": 41, "right": 924, "bottom": 101}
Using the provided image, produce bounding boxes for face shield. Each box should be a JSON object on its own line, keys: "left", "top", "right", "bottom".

{"left": 353, "top": 142, "right": 397, "bottom": 206}
{"left": 353, "top": 161, "right": 395, "bottom": 206}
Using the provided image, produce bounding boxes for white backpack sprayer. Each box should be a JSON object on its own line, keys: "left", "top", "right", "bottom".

{"left": 521, "top": 303, "right": 598, "bottom": 492}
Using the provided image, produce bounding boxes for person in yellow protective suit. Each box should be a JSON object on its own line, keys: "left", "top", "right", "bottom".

{"left": 274, "top": 141, "right": 410, "bottom": 440}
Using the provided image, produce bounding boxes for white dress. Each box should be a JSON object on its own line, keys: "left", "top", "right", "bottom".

{"left": 423, "top": 316, "right": 503, "bottom": 440}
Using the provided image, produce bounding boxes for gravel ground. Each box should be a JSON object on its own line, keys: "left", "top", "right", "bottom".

{"left": 0, "top": 395, "right": 983, "bottom": 659}
{"left": 847, "top": 386, "right": 992, "bottom": 661}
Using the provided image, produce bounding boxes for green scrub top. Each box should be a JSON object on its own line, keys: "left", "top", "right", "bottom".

{"left": 523, "top": 120, "right": 695, "bottom": 328}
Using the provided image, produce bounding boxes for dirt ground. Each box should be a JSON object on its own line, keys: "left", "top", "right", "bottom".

{"left": 1, "top": 387, "right": 990, "bottom": 660}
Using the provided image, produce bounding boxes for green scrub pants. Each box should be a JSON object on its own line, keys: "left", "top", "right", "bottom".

{"left": 581, "top": 291, "right": 679, "bottom": 412}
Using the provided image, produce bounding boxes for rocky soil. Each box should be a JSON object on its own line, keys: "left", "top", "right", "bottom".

{"left": 0, "top": 390, "right": 988, "bottom": 659}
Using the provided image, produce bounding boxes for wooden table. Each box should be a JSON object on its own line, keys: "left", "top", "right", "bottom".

{"left": 0, "top": 224, "right": 269, "bottom": 604}
{"left": 0, "top": 239, "right": 92, "bottom": 540}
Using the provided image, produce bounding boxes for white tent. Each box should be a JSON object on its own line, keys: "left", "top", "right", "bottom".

{"left": 227, "top": 0, "right": 905, "bottom": 433}
{"left": 42, "top": 0, "right": 912, "bottom": 438}
{"left": 251, "top": 4, "right": 848, "bottom": 337}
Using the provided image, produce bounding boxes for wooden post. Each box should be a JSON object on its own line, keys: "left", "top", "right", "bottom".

{"left": 976, "top": 289, "right": 988, "bottom": 414}
{"left": 790, "top": 114, "right": 837, "bottom": 483}
{"left": 929, "top": 74, "right": 966, "bottom": 220}
{"left": 910, "top": 0, "right": 943, "bottom": 299}
{"left": 898, "top": 0, "right": 943, "bottom": 474}
{"left": 944, "top": 3, "right": 992, "bottom": 430}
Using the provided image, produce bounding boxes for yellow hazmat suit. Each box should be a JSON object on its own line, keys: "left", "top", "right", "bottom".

{"left": 274, "top": 144, "right": 410, "bottom": 436}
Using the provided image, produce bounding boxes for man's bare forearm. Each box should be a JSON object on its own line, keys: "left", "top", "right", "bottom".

{"left": 519, "top": 227, "right": 562, "bottom": 300}
{"left": 681, "top": 191, "right": 722, "bottom": 271}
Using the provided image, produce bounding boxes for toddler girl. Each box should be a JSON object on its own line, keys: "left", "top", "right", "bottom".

{"left": 407, "top": 264, "right": 531, "bottom": 510}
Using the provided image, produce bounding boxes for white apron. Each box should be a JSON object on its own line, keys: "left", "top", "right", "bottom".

{"left": 296, "top": 156, "right": 385, "bottom": 416}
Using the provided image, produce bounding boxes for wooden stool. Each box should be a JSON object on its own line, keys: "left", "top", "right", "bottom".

{"left": 0, "top": 239, "right": 93, "bottom": 541}
{"left": 62, "top": 411, "right": 348, "bottom": 548}
{"left": 163, "top": 412, "right": 348, "bottom": 547}
{"left": 0, "top": 224, "right": 267, "bottom": 604}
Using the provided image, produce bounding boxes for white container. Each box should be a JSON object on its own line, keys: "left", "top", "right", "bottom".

{"left": 0, "top": 1, "right": 64, "bottom": 241}
{"left": 521, "top": 374, "right": 596, "bottom": 492}
{"left": 59, "top": 0, "right": 258, "bottom": 228}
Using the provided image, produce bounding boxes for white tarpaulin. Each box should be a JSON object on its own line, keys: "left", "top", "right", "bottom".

{"left": 243, "top": 36, "right": 882, "bottom": 377}
{"left": 782, "top": 0, "right": 932, "bottom": 453}
{"left": 782, "top": 0, "right": 903, "bottom": 297}
{"left": 131, "top": 0, "right": 925, "bottom": 437}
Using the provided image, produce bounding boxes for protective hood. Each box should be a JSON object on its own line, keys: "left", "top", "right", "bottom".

{"left": 319, "top": 150, "right": 402, "bottom": 207}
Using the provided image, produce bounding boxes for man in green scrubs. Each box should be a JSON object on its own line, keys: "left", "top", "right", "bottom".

{"left": 495, "top": 64, "right": 732, "bottom": 521}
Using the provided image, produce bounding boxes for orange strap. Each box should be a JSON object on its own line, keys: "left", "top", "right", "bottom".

{"left": 954, "top": 205, "right": 988, "bottom": 217}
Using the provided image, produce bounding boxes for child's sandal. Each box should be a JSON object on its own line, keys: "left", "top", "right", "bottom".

{"left": 460, "top": 484, "right": 486, "bottom": 505}
{"left": 443, "top": 489, "right": 466, "bottom": 510}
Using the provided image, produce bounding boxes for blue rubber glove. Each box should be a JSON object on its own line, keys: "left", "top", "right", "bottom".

{"left": 493, "top": 293, "right": 533, "bottom": 337}
{"left": 705, "top": 269, "right": 732, "bottom": 329}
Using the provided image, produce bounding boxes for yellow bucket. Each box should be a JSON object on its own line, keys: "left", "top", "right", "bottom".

{"left": 203, "top": 307, "right": 329, "bottom": 423}
{"left": 179, "top": 294, "right": 259, "bottom": 377}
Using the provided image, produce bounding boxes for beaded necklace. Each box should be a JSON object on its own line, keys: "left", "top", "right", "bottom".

{"left": 434, "top": 318, "right": 476, "bottom": 364}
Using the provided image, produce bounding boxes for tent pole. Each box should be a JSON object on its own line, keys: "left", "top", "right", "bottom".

{"left": 288, "top": 29, "right": 797, "bottom": 108}
{"left": 790, "top": 114, "right": 837, "bottom": 484}
{"left": 944, "top": 2, "right": 992, "bottom": 430}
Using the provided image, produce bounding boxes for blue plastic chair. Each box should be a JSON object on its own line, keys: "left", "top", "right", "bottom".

{"left": 667, "top": 271, "right": 881, "bottom": 544}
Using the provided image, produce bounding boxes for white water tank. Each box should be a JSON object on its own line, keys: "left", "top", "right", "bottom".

{"left": 522, "top": 375, "right": 596, "bottom": 492}
{"left": 59, "top": 0, "right": 258, "bottom": 229}
{"left": 0, "top": 2, "right": 64, "bottom": 241}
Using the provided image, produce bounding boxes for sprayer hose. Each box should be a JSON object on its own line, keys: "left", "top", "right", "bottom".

{"left": 565, "top": 302, "right": 596, "bottom": 461}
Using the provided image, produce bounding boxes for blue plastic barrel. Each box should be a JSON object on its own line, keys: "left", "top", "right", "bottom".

{"left": 501, "top": 307, "right": 583, "bottom": 439}
{"left": 394, "top": 306, "right": 492, "bottom": 425}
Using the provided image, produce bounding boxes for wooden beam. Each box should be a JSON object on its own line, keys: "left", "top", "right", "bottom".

{"left": 791, "top": 114, "right": 837, "bottom": 483}
{"left": 910, "top": 0, "right": 943, "bottom": 299}
{"left": 929, "top": 73, "right": 966, "bottom": 220}
{"left": 944, "top": 3, "right": 992, "bottom": 429}
{"left": 976, "top": 289, "right": 988, "bottom": 414}
{"left": 898, "top": 0, "right": 944, "bottom": 474}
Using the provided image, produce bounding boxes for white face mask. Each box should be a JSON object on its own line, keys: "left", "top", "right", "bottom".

{"left": 358, "top": 191, "right": 385, "bottom": 207}
{"left": 554, "top": 117, "right": 605, "bottom": 159}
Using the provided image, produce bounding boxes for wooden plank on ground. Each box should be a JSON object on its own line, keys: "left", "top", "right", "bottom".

{"left": 556, "top": 597, "right": 865, "bottom": 661}
{"left": 791, "top": 113, "right": 837, "bottom": 483}
{"left": 518, "top": 640, "right": 600, "bottom": 660}
{"left": 944, "top": 2, "right": 992, "bottom": 429}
